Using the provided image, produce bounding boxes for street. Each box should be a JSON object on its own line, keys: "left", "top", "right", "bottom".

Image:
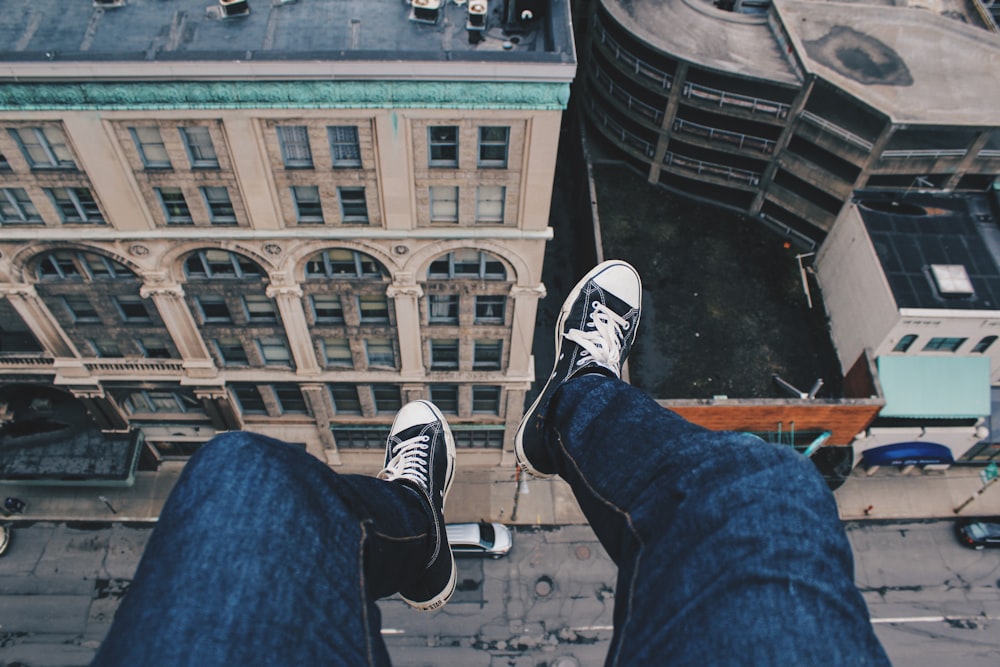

{"left": 0, "top": 521, "right": 998, "bottom": 665}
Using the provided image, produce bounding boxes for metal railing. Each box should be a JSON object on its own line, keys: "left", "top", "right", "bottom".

{"left": 0, "top": 354, "right": 54, "bottom": 367}
{"left": 86, "top": 358, "right": 186, "bottom": 374}
{"left": 588, "top": 98, "right": 658, "bottom": 158}
{"left": 672, "top": 118, "right": 775, "bottom": 154}
{"left": 798, "top": 111, "right": 874, "bottom": 151}
{"left": 592, "top": 62, "right": 666, "bottom": 125}
{"left": 682, "top": 82, "right": 790, "bottom": 119}
{"left": 980, "top": 149, "right": 1000, "bottom": 158}
{"left": 663, "top": 152, "right": 761, "bottom": 186}
{"left": 881, "top": 149, "right": 967, "bottom": 160}
{"left": 594, "top": 19, "right": 674, "bottom": 91}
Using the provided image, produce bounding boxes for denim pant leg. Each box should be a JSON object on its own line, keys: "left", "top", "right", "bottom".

{"left": 93, "top": 432, "right": 434, "bottom": 667}
{"left": 549, "top": 375, "right": 889, "bottom": 666}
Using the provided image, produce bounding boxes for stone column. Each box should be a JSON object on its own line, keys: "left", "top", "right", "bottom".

{"left": 386, "top": 280, "right": 424, "bottom": 379}
{"left": 0, "top": 284, "right": 78, "bottom": 358}
{"left": 508, "top": 284, "right": 546, "bottom": 376}
{"left": 139, "top": 280, "right": 216, "bottom": 379}
{"left": 266, "top": 281, "right": 321, "bottom": 376}
{"left": 68, "top": 384, "right": 129, "bottom": 431}
{"left": 194, "top": 386, "right": 242, "bottom": 431}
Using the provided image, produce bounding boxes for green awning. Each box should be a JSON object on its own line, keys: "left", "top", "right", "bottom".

{"left": 877, "top": 356, "right": 991, "bottom": 418}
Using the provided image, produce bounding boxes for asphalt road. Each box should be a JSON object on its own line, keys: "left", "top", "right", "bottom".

{"left": 1, "top": 521, "right": 999, "bottom": 665}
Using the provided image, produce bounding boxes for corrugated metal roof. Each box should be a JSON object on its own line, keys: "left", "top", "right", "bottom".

{"left": 877, "top": 355, "right": 991, "bottom": 418}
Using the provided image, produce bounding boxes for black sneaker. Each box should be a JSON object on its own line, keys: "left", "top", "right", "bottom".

{"left": 515, "top": 260, "right": 642, "bottom": 477}
{"left": 377, "top": 400, "right": 457, "bottom": 611}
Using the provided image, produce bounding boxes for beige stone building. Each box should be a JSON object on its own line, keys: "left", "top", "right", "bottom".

{"left": 0, "top": 0, "right": 575, "bottom": 477}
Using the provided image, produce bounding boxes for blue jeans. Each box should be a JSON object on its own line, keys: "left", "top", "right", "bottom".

{"left": 94, "top": 376, "right": 888, "bottom": 666}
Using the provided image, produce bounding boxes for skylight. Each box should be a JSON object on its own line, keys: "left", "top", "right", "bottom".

{"left": 929, "top": 264, "right": 974, "bottom": 297}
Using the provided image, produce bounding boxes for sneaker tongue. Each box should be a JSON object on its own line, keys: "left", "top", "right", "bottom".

{"left": 393, "top": 423, "right": 430, "bottom": 445}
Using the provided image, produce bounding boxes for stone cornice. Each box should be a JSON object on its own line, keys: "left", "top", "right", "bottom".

{"left": 0, "top": 80, "right": 572, "bottom": 111}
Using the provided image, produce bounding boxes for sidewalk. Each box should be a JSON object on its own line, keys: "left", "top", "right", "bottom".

{"left": 2, "top": 461, "right": 999, "bottom": 525}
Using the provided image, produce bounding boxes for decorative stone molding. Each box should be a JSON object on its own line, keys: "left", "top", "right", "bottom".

{"left": 0, "top": 81, "right": 572, "bottom": 111}
{"left": 385, "top": 284, "right": 424, "bottom": 299}
{"left": 140, "top": 283, "right": 185, "bottom": 299}
{"left": 510, "top": 284, "right": 547, "bottom": 299}
{"left": 265, "top": 283, "right": 304, "bottom": 299}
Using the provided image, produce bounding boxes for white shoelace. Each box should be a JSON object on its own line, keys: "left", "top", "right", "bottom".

{"left": 378, "top": 434, "right": 431, "bottom": 490}
{"left": 564, "top": 301, "right": 629, "bottom": 374}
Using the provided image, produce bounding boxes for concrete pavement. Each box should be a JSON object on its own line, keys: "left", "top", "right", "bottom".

{"left": 2, "top": 456, "right": 999, "bottom": 526}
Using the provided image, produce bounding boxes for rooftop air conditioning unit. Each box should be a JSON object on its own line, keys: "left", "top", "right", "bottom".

{"left": 467, "top": 0, "right": 488, "bottom": 30}
{"left": 220, "top": 0, "right": 251, "bottom": 17}
{"left": 410, "top": 0, "right": 442, "bottom": 24}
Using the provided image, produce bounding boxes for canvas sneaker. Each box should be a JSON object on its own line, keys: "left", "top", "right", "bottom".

{"left": 514, "top": 260, "right": 642, "bottom": 477}
{"left": 377, "top": 400, "right": 457, "bottom": 611}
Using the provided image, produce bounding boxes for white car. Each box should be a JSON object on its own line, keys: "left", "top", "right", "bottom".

{"left": 446, "top": 521, "right": 513, "bottom": 558}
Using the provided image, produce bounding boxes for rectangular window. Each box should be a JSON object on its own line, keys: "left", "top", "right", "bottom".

{"left": 138, "top": 335, "right": 172, "bottom": 359}
{"left": 47, "top": 187, "right": 104, "bottom": 224}
{"left": 478, "top": 126, "right": 509, "bottom": 168}
{"left": 428, "top": 126, "right": 459, "bottom": 167}
{"left": 892, "top": 334, "right": 918, "bottom": 353}
{"left": 130, "top": 127, "right": 171, "bottom": 168}
{"left": 310, "top": 294, "right": 344, "bottom": 323}
{"left": 114, "top": 295, "right": 151, "bottom": 323}
{"left": 0, "top": 152, "right": 9, "bottom": 170}
{"left": 319, "top": 337, "right": 353, "bottom": 367}
{"left": 476, "top": 185, "right": 505, "bottom": 224}
{"left": 86, "top": 337, "right": 121, "bottom": 357}
{"left": 973, "top": 336, "right": 997, "bottom": 354}
{"left": 0, "top": 188, "right": 41, "bottom": 224}
{"left": 359, "top": 294, "right": 389, "bottom": 323}
{"left": 430, "top": 385, "right": 458, "bottom": 414}
{"left": 274, "top": 384, "right": 309, "bottom": 414}
{"left": 233, "top": 384, "right": 267, "bottom": 414}
{"left": 63, "top": 295, "right": 100, "bottom": 323}
{"left": 157, "top": 187, "right": 193, "bottom": 225}
{"left": 430, "top": 186, "right": 459, "bottom": 223}
{"left": 197, "top": 295, "right": 233, "bottom": 323}
{"left": 923, "top": 337, "right": 967, "bottom": 352}
{"left": 366, "top": 338, "right": 395, "bottom": 368}
{"left": 277, "top": 125, "right": 313, "bottom": 168}
{"left": 124, "top": 390, "right": 197, "bottom": 414}
{"left": 430, "top": 339, "right": 459, "bottom": 370}
{"left": 244, "top": 294, "right": 278, "bottom": 323}
{"left": 214, "top": 337, "right": 249, "bottom": 365}
{"left": 474, "top": 295, "right": 506, "bottom": 323}
{"left": 10, "top": 127, "right": 76, "bottom": 169}
{"left": 328, "top": 384, "right": 362, "bottom": 415}
{"left": 328, "top": 126, "right": 362, "bottom": 168}
{"left": 428, "top": 294, "right": 459, "bottom": 324}
{"left": 180, "top": 126, "right": 219, "bottom": 168}
{"left": 331, "top": 427, "right": 390, "bottom": 449}
{"left": 473, "top": 339, "right": 503, "bottom": 370}
{"left": 258, "top": 337, "right": 292, "bottom": 365}
{"left": 472, "top": 385, "right": 501, "bottom": 414}
{"left": 292, "top": 186, "right": 324, "bottom": 223}
{"left": 201, "top": 186, "right": 237, "bottom": 225}
{"left": 372, "top": 384, "right": 402, "bottom": 414}
{"left": 338, "top": 187, "right": 369, "bottom": 223}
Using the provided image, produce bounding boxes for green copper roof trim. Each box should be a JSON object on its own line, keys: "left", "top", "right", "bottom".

{"left": 0, "top": 80, "right": 571, "bottom": 111}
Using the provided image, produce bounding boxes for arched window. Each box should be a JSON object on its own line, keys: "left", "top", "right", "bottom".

{"left": 427, "top": 250, "right": 506, "bottom": 280}
{"left": 35, "top": 250, "right": 136, "bottom": 281}
{"left": 305, "top": 249, "right": 385, "bottom": 279}
{"left": 184, "top": 249, "right": 263, "bottom": 278}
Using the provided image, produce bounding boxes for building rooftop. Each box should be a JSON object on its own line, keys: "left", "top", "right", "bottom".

{"left": 777, "top": 0, "right": 1000, "bottom": 125}
{"left": 0, "top": 0, "right": 575, "bottom": 80}
{"left": 858, "top": 191, "right": 1000, "bottom": 311}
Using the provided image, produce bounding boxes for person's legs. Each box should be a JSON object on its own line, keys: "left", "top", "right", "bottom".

{"left": 517, "top": 260, "right": 888, "bottom": 665}
{"left": 550, "top": 375, "right": 889, "bottom": 666}
{"left": 95, "top": 400, "right": 456, "bottom": 667}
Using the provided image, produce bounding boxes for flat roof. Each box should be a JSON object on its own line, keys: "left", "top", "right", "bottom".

{"left": 858, "top": 192, "right": 1000, "bottom": 311}
{"left": 776, "top": 0, "right": 1000, "bottom": 125}
{"left": 0, "top": 0, "right": 575, "bottom": 79}
{"left": 601, "top": 0, "right": 800, "bottom": 84}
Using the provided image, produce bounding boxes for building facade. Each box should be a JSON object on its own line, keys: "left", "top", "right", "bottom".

{"left": 0, "top": 0, "right": 576, "bottom": 473}
{"left": 577, "top": 0, "right": 1000, "bottom": 243}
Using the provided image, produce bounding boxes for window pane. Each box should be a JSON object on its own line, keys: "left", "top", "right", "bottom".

{"left": 430, "top": 186, "right": 459, "bottom": 222}
{"left": 372, "top": 384, "right": 401, "bottom": 413}
{"left": 233, "top": 384, "right": 267, "bottom": 414}
{"left": 88, "top": 336, "right": 121, "bottom": 357}
{"left": 157, "top": 187, "right": 193, "bottom": 224}
{"left": 214, "top": 337, "right": 249, "bottom": 365}
{"left": 476, "top": 185, "right": 505, "bottom": 223}
{"left": 258, "top": 337, "right": 291, "bottom": 364}
{"left": 132, "top": 127, "right": 171, "bottom": 168}
{"left": 474, "top": 339, "right": 503, "bottom": 369}
{"left": 429, "top": 126, "right": 458, "bottom": 167}
{"left": 0, "top": 188, "right": 41, "bottom": 224}
{"left": 478, "top": 126, "right": 509, "bottom": 168}
{"left": 472, "top": 385, "right": 501, "bottom": 414}
{"left": 244, "top": 295, "right": 278, "bottom": 322}
{"left": 115, "top": 295, "right": 151, "bottom": 322}
{"left": 63, "top": 295, "right": 99, "bottom": 322}
{"left": 320, "top": 337, "right": 352, "bottom": 367}
{"left": 366, "top": 338, "right": 395, "bottom": 367}
{"left": 181, "top": 126, "right": 219, "bottom": 167}
{"left": 277, "top": 126, "right": 313, "bottom": 168}
{"left": 310, "top": 294, "right": 344, "bottom": 323}
{"left": 48, "top": 187, "right": 103, "bottom": 223}
{"left": 13, "top": 127, "right": 76, "bottom": 168}
{"left": 329, "top": 126, "right": 362, "bottom": 167}
{"left": 139, "top": 335, "right": 172, "bottom": 358}
{"left": 305, "top": 249, "right": 383, "bottom": 278}
{"left": 201, "top": 187, "right": 236, "bottom": 224}
{"left": 475, "top": 295, "right": 506, "bottom": 323}
{"left": 197, "top": 295, "right": 232, "bottom": 322}
{"left": 329, "top": 384, "right": 362, "bottom": 414}
{"left": 428, "top": 294, "right": 458, "bottom": 323}
{"left": 430, "top": 385, "right": 458, "bottom": 414}
{"left": 430, "top": 339, "right": 459, "bottom": 369}
{"left": 338, "top": 187, "right": 369, "bottom": 223}
{"left": 359, "top": 294, "right": 389, "bottom": 322}
{"left": 274, "top": 384, "right": 308, "bottom": 414}
{"left": 292, "top": 185, "right": 323, "bottom": 223}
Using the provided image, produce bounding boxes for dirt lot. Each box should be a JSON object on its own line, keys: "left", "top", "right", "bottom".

{"left": 592, "top": 164, "right": 844, "bottom": 400}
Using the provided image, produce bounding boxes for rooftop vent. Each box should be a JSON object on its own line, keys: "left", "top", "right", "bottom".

{"left": 410, "top": 0, "right": 442, "bottom": 24}
{"left": 468, "top": 0, "right": 488, "bottom": 30}
{"left": 220, "top": 0, "right": 250, "bottom": 17}
{"left": 929, "top": 264, "right": 975, "bottom": 298}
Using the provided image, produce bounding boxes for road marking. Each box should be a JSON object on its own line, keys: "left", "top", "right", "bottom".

{"left": 381, "top": 629, "right": 405, "bottom": 635}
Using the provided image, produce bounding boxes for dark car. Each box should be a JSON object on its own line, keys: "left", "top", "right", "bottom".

{"left": 446, "top": 521, "right": 512, "bottom": 558}
{"left": 955, "top": 518, "right": 1000, "bottom": 549}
